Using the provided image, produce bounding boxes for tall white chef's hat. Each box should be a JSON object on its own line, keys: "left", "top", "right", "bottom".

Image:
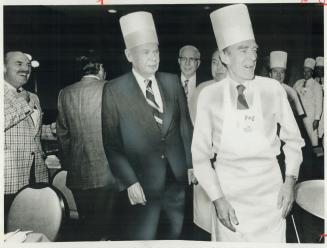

{"left": 304, "top": 58, "right": 316, "bottom": 70}
{"left": 270, "top": 51, "right": 287, "bottom": 69}
{"left": 210, "top": 4, "right": 255, "bottom": 51}
{"left": 119, "top": 11, "right": 158, "bottom": 50}
{"left": 24, "top": 53, "right": 40, "bottom": 68}
{"left": 316, "top": 56, "right": 324, "bottom": 67}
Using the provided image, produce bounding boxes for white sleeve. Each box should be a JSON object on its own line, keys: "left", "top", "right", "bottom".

{"left": 277, "top": 85, "right": 305, "bottom": 177}
{"left": 314, "top": 83, "right": 323, "bottom": 120}
{"left": 191, "top": 90, "right": 224, "bottom": 201}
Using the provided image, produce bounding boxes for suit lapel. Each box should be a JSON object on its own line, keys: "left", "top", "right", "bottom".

{"left": 156, "top": 73, "right": 173, "bottom": 136}
{"left": 127, "top": 72, "right": 162, "bottom": 135}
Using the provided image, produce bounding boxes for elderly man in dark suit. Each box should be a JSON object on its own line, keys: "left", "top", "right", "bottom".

{"left": 102, "top": 11, "right": 193, "bottom": 240}
{"left": 57, "top": 51, "right": 116, "bottom": 241}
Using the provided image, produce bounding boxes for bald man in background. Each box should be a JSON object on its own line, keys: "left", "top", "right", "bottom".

{"left": 4, "top": 51, "right": 49, "bottom": 230}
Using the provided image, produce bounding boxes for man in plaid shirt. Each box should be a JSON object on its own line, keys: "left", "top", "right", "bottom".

{"left": 4, "top": 51, "right": 50, "bottom": 229}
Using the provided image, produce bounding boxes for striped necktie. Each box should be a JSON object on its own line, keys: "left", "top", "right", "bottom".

{"left": 236, "top": 84, "right": 249, "bottom": 110}
{"left": 183, "top": 79, "right": 189, "bottom": 98}
{"left": 145, "top": 80, "right": 163, "bottom": 127}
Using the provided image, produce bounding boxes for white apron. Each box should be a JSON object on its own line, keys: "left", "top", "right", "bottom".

{"left": 211, "top": 83, "right": 285, "bottom": 242}
{"left": 298, "top": 86, "right": 319, "bottom": 146}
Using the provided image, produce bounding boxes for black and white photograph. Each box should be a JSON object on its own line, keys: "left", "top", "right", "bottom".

{"left": 2, "top": 0, "right": 325, "bottom": 246}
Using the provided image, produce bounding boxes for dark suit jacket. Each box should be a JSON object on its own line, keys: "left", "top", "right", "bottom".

{"left": 57, "top": 76, "right": 116, "bottom": 190}
{"left": 102, "top": 71, "right": 193, "bottom": 198}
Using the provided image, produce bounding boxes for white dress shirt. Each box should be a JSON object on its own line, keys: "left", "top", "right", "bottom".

{"left": 133, "top": 68, "right": 163, "bottom": 113}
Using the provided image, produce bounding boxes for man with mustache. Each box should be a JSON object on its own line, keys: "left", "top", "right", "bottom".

{"left": 102, "top": 12, "right": 193, "bottom": 240}
{"left": 4, "top": 51, "right": 49, "bottom": 230}
{"left": 192, "top": 4, "right": 304, "bottom": 242}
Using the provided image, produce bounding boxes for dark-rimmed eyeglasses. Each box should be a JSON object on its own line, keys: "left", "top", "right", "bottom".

{"left": 179, "top": 57, "right": 200, "bottom": 63}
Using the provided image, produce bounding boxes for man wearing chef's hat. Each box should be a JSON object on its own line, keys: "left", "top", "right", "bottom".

{"left": 192, "top": 4, "right": 304, "bottom": 242}
{"left": 269, "top": 51, "right": 304, "bottom": 117}
{"left": 314, "top": 56, "right": 324, "bottom": 86}
{"left": 314, "top": 56, "right": 324, "bottom": 143}
{"left": 294, "top": 57, "right": 323, "bottom": 148}
{"left": 102, "top": 11, "right": 193, "bottom": 240}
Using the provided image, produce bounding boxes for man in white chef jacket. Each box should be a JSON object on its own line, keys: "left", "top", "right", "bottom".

{"left": 293, "top": 58, "right": 323, "bottom": 148}
{"left": 314, "top": 56, "right": 324, "bottom": 146}
{"left": 269, "top": 51, "right": 304, "bottom": 117}
{"left": 192, "top": 4, "right": 304, "bottom": 242}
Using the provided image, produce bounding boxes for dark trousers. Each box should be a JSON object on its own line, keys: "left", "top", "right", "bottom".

{"left": 114, "top": 165, "right": 186, "bottom": 240}
{"left": 181, "top": 185, "right": 211, "bottom": 241}
{"left": 71, "top": 186, "right": 116, "bottom": 241}
{"left": 4, "top": 194, "right": 15, "bottom": 232}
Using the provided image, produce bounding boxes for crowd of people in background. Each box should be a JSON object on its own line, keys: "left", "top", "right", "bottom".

{"left": 4, "top": 3, "right": 324, "bottom": 243}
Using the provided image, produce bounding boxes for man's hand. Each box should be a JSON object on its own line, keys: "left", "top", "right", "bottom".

{"left": 188, "top": 169, "right": 198, "bottom": 185}
{"left": 50, "top": 122, "right": 57, "bottom": 135}
{"left": 313, "top": 120, "right": 319, "bottom": 130}
{"left": 277, "top": 176, "right": 296, "bottom": 218}
{"left": 127, "top": 182, "right": 146, "bottom": 206}
{"left": 213, "top": 197, "right": 239, "bottom": 232}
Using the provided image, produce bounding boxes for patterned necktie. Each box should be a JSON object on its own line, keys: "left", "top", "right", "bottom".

{"left": 183, "top": 80, "right": 189, "bottom": 98}
{"left": 236, "top": 84, "right": 249, "bottom": 110}
{"left": 145, "top": 80, "right": 163, "bottom": 127}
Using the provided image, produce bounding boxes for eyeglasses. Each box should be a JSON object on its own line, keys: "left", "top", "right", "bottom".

{"left": 179, "top": 57, "right": 200, "bottom": 64}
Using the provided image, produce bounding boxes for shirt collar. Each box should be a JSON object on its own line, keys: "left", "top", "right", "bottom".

{"left": 83, "top": 75, "right": 100, "bottom": 80}
{"left": 227, "top": 75, "right": 251, "bottom": 90}
{"left": 4, "top": 80, "right": 22, "bottom": 92}
{"left": 132, "top": 68, "right": 155, "bottom": 84}
{"left": 181, "top": 73, "right": 196, "bottom": 85}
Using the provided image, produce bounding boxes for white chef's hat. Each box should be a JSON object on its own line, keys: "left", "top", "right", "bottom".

{"left": 120, "top": 11, "right": 158, "bottom": 50}
{"left": 24, "top": 53, "right": 40, "bottom": 68}
{"left": 270, "top": 51, "right": 287, "bottom": 69}
{"left": 210, "top": 4, "right": 255, "bottom": 51}
{"left": 316, "top": 56, "right": 324, "bottom": 67}
{"left": 24, "top": 53, "right": 32, "bottom": 61}
{"left": 304, "top": 58, "right": 316, "bottom": 70}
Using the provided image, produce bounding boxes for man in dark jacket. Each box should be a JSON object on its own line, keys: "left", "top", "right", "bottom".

{"left": 102, "top": 11, "right": 193, "bottom": 240}
{"left": 57, "top": 50, "right": 116, "bottom": 240}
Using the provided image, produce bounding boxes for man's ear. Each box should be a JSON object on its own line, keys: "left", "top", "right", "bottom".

{"left": 125, "top": 49, "right": 133, "bottom": 63}
{"left": 219, "top": 50, "right": 230, "bottom": 66}
{"left": 196, "top": 60, "right": 201, "bottom": 69}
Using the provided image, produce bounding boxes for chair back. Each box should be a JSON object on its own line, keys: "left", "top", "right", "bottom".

{"left": 7, "top": 184, "right": 66, "bottom": 241}
{"left": 52, "top": 170, "right": 79, "bottom": 219}
{"left": 295, "top": 180, "right": 324, "bottom": 219}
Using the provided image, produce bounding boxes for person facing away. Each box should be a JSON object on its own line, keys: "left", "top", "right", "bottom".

{"left": 101, "top": 11, "right": 193, "bottom": 240}
{"left": 4, "top": 51, "right": 49, "bottom": 230}
{"left": 192, "top": 4, "right": 304, "bottom": 242}
{"left": 56, "top": 50, "right": 117, "bottom": 241}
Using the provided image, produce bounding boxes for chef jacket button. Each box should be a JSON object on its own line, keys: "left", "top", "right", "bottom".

{"left": 161, "top": 154, "right": 165, "bottom": 159}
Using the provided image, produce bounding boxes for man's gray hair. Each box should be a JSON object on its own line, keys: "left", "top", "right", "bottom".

{"left": 179, "top": 45, "right": 201, "bottom": 59}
